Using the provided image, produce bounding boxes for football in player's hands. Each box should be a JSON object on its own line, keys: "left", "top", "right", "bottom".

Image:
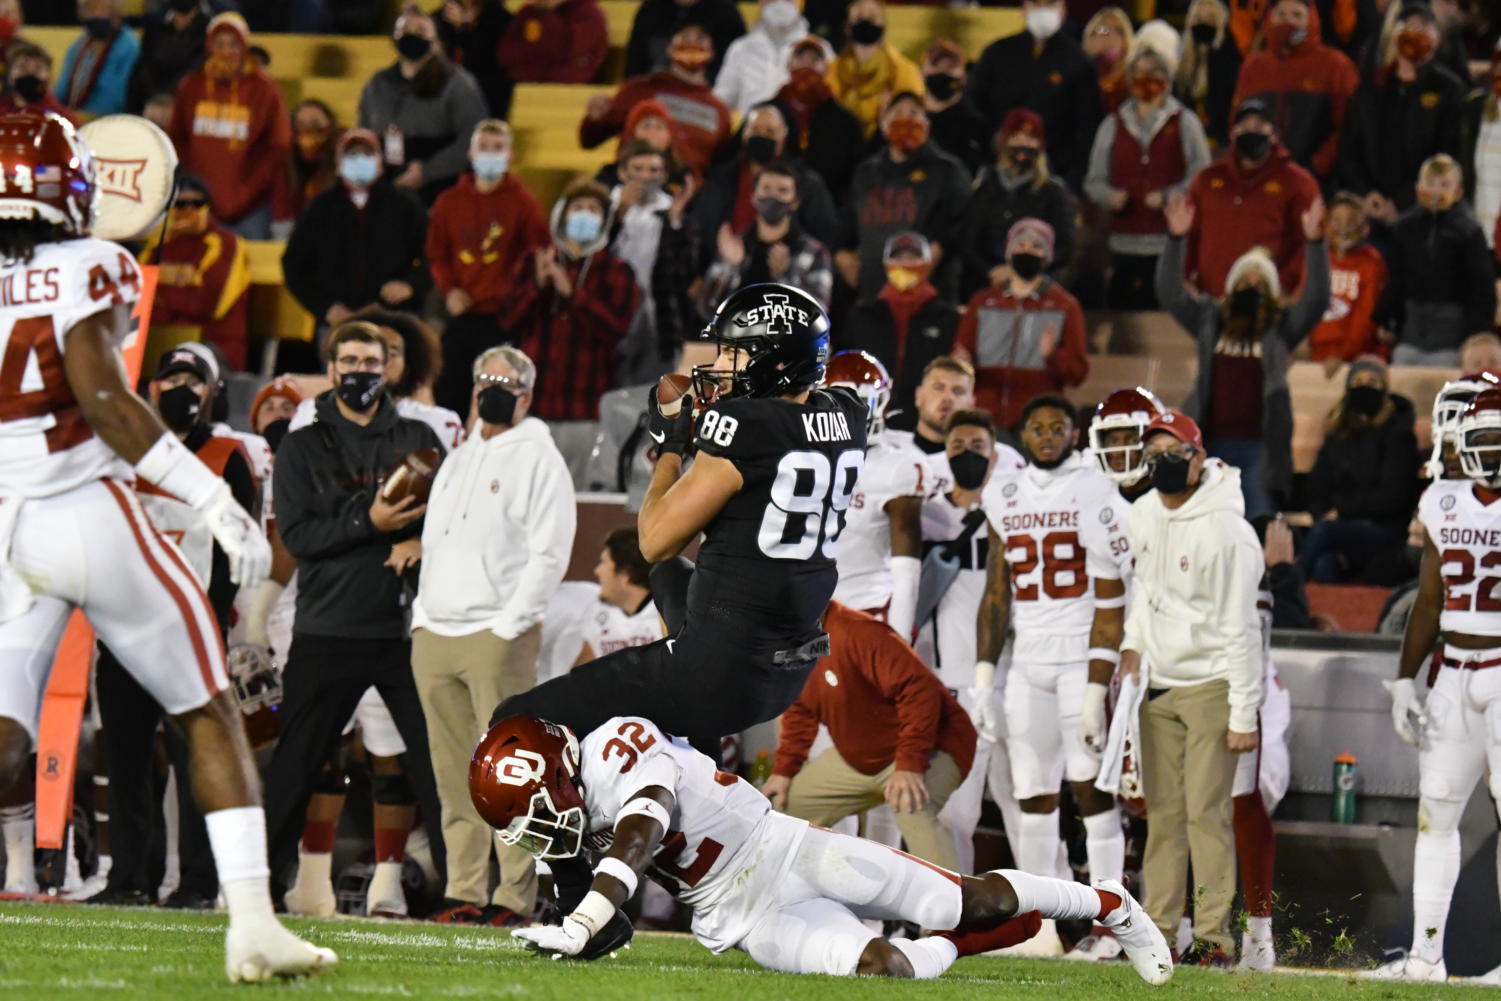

{"left": 379, "top": 448, "right": 443, "bottom": 505}
{"left": 656, "top": 372, "right": 693, "bottom": 418}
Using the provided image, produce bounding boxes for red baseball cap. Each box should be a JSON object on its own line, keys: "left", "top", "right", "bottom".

{"left": 1144, "top": 410, "right": 1203, "bottom": 449}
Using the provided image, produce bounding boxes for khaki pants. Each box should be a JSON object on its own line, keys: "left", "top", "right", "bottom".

{"left": 1140, "top": 678, "right": 1238, "bottom": 953}
{"left": 412, "top": 626, "right": 541, "bottom": 912}
{"left": 785, "top": 748, "right": 963, "bottom": 871}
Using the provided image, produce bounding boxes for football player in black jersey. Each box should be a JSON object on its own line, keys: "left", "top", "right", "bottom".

{"left": 495, "top": 283, "right": 868, "bottom": 754}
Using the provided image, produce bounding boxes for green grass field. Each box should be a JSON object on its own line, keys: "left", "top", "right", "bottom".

{"left": 0, "top": 902, "right": 1478, "bottom": 1000}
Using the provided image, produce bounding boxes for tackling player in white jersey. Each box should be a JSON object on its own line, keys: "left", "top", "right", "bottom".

{"left": 0, "top": 112, "right": 332, "bottom": 981}
{"left": 826, "top": 351, "right": 925, "bottom": 640}
{"left": 1370, "top": 387, "right": 1501, "bottom": 983}
{"left": 471, "top": 713, "right": 1173, "bottom": 984}
{"left": 976, "top": 395, "right": 1132, "bottom": 958}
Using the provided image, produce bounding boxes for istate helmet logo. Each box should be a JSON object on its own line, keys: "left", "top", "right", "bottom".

{"left": 494, "top": 749, "right": 548, "bottom": 787}
{"left": 744, "top": 292, "right": 808, "bottom": 336}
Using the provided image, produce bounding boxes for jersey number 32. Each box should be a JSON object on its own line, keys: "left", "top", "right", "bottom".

{"left": 758, "top": 449, "right": 864, "bottom": 561}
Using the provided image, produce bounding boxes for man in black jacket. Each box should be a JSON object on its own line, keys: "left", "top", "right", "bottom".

{"left": 282, "top": 129, "right": 429, "bottom": 330}
{"left": 772, "top": 37, "right": 865, "bottom": 206}
{"left": 966, "top": 0, "right": 1101, "bottom": 190}
{"left": 263, "top": 321, "right": 446, "bottom": 903}
{"left": 128, "top": 0, "right": 207, "bottom": 112}
{"left": 922, "top": 39, "right": 989, "bottom": 178}
{"left": 624, "top": 0, "right": 744, "bottom": 83}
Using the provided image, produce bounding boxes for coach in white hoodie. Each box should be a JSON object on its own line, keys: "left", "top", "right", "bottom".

{"left": 411, "top": 345, "right": 576, "bottom": 923}
{"left": 1119, "top": 410, "right": 1262, "bottom": 964}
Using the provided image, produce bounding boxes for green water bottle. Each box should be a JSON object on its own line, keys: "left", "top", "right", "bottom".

{"left": 748, "top": 749, "right": 773, "bottom": 786}
{"left": 1332, "top": 752, "right": 1358, "bottom": 823}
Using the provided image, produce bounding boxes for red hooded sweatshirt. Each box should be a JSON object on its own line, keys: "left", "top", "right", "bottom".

{"left": 427, "top": 172, "right": 551, "bottom": 313}
{"left": 496, "top": 0, "right": 608, "bottom": 83}
{"left": 1309, "top": 242, "right": 1387, "bottom": 362}
{"left": 578, "top": 71, "right": 731, "bottom": 177}
{"left": 169, "top": 66, "right": 291, "bottom": 223}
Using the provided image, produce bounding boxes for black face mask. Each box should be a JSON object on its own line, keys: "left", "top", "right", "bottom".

{"left": 744, "top": 135, "right": 778, "bottom": 165}
{"left": 1010, "top": 252, "right": 1044, "bottom": 280}
{"left": 337, "top": 371, "right": 384, "bottom": 411}
{"left": 949, "top": 449, "right": 991, "bottom": 490}
{"left": 478, "top": 384, "right": 519, "bottom": 425}
{"left": 924, "top": 73, "right": 959, "bottom": 101}
{"left": 396, "top": 34, "right": 431, "bottom": 61}
{"left": 1228, "top": 286, "right": 1263, "bottom": 319}
{"left": 755, "top": 195, "right": 794, "bottom": 224}
{"left": 1150, "top": 452, "right": 1193, "bottom": 494}
{"left": 262, "top": 417, "right": 291, "bottom": 453}
{"left": 158, "top": 385, "right": 203, "bottom": 433}
{"left": 1347, "top": 384, "right": 1386, "bottom": 416}
{"left": 13, "top": 75, "right": 45, "bottom": 104}
{"left": 1234, "top": 130, "right": 1271, "bottom": 161}
{"left": 849, "top": 19, "right": 884, "bottom": 45}
{"left": 1191, "top": 23, "right": 1216, "bottom": 44}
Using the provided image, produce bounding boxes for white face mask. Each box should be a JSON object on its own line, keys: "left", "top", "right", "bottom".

{"left": 762, "top": 0, "right": 799, "bottom": 30}
{"left": 1026, "top": 4, "right": 1063, "bottom": 40}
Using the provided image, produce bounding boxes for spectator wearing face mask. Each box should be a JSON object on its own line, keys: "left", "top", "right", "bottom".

{"left": 495, "top": 0, "right": 608, "bottom": 84}
{"left": 128, "top": 0, "right": 206, "bottom": 113}
{"left": 1082, "top": 7, "right": 1133, "bottom": 113}
{"left": 272, "top": 99, "right": 340, "bottom": 238}
{"left": 1183, "top": 99, "right": 1318, "bottom": 297}
{"left": 829, "top": 0, "right": 924, "bottom": 138}
{"left": 359, "top": 9, "right": 488, "bottom": 204}
{"left": 624, "top": 0, "right": 746, "bottom": 83}
{"left": 1308, "top": 193, "right": 1387, "bottom": 376}
{"left": 1337, "top": 2, "right": 1464, "bottom": 225}
{"left": 251, "top": 376, "right": 304, "bottom": 456}
{"left": 714, "top": 0, "right": 808, "bottom": 116}
{"left": 700, "top": 163, "right": 832, "bottom": 315}
{"left": 427, "top": 119, "right": 550, "bottom": 415}
{"left": 283, "top": 129, "right": 430, "bottom": 330}
{"left": 1374, "top": 154, "right": 1496, "bottom": 368}
{"left": 0, "top": 42, "right": 77, "bottom": 124}
{"left": 56, "top": 0, "right": 138, "bottom": 116}
{"left": 921, "top": 39, "right": 989, "bottom": 177}
{"left": 168, "top": 12, "right": 290, "bottom": 240}
{"left": 840, "top": 232, "right": 960, "bottom": 419}
{"left": 840, "top": 92, "right": 971, "bottom": 304}
{"left": 1159, "top": 193, "right": 1329, "bottom": 519}
{"left": 1085, "top": 46, "right": 1210, "bottom": 310}
{"left": 967, "top": 0, "right": 1101, "bottom": 190}
{"left": 589, "top": 100, "right": 691, "bottom": 192}
{"left": 1301, "top": 356, "right": 1420, "bottom": 583}
{"left": 1175, "top": 0, "right": 1241, "bottom": 150}
{"left": 772, "top": 35, "right": 864, "bottom": 205}
{"left": 579, "top": 23, "right": 732, "bottom": 178}
{"left": 143, "top": 177, "right": 252, "bottom": 371}
{"left": 495, "top": 181, "right": 640, "bottom": 484}
{"left": 1231, "top": 0, "right": 1357, "bottom": 181}
{"left": 959, "top": 110, "right": 1075, "bottom": 300}
{"left": 954, "top": 218, "right": 1087, "bottom": 430}
{"left": 692, "top": 102, "right": 839, "bottom": 266}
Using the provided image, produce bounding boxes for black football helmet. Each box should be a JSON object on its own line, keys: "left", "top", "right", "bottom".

{"left": 694, "top": 283, "right": 831, "bottom": 400}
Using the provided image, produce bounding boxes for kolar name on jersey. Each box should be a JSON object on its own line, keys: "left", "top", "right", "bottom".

{"left": 0, "top": 267, "right": 60, "bottom": 307}
{"left": 802, "top": 410, "right": 853, "bottom": 443}
{"left": 996, "top": 508, "right": 1079, "bottom": 532}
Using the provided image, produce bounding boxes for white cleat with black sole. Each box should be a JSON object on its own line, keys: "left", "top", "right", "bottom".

{"left": 1095, "top": 880, "right": 1173, "bottom": 986}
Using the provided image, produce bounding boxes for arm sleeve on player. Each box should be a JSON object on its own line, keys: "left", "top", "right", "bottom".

{"left": 864, "top": 623, "right": 944, "bottom": 773}
{"left": 888, "top": 554, "right": 920, "bottom": 641}
{"left": 1210, "top": 528, "right": 1265, "bottom": 733}
{"left": 772, "top": 688, "right": 820, "bottom": 778}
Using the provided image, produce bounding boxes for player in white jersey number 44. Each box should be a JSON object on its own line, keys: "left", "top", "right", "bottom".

{"left": 471, "top": 714, "right": 1172, "bottom": 984}
{"left": 1370, "top": 387, "right": 1501, "bottom": 984}
{"left": 0, "top": 113, "right": 332, "bottom": 982}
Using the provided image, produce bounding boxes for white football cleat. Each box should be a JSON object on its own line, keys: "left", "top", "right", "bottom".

{"left": 994, "top": 917, "right": 1064, "bottom": 956}
{"left": 365, "top": 861, "right": 407, "bottom": 918}
{"left": 2, "top": 876, "right": 37, "bottom": 896}
{"left": 1467, "top": 963, "right": 1501, "bottom": 985}
{"left": 1063, "top": 931, "right": 1123, "bottom": 962}
{"left": 225, "top": 920, "right": 338, "bottom": 983}
{"left": 1096, "top": 880, "right": 1173, "bottom": 986}
{"left": 1237, "top": 933, "right": 1275, "bottom": 972}
{"left": 1361, "top": 953, "right": 1446, "bottom": 982}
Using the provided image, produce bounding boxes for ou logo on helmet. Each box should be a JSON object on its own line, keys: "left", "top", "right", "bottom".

{"left": 496, "top": 749, "right": 548, "bottom": 787}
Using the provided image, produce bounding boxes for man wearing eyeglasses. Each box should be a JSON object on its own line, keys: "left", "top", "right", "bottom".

{"left": 409, "top": 344, "right": 576, "bottom": 926}
{"left": 1115, "top": 410, "right": 1263, "bottom": 967}
{"left": 262, "top": 320, "right": 449, "bottom": 907}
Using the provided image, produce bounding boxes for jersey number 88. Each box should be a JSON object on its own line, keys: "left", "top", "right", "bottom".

{"left": 758, "top": 449, "right": 864, "bottom": 560}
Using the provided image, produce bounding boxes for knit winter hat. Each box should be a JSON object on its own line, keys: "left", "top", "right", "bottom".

{"left": 1347, "top": 354, "right": 1389, "bottom": 389}
{"left": 1005, "top": 217, "right": 1056, "bottom": 264}
{"left": 1224, "top": 246, "right": 1281, "bottom": 301}
{"left": 1131, "top": 20, "right": 1181, "bottom": 76}
{"left": 250, "top": 376, "right": 305, "bottom": 433}
{"left": 206, "top": 11, "right": 250, "bottom": 50}
{"left": 999, "top": 108, "right": 1045, "bottom": 146}
{"left": 337, "top": 128, "right": 380, "bottom": 155}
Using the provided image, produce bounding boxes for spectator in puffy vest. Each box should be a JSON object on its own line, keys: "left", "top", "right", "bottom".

{"left": 828, "top": 0, "right": 925, "bottom": 137}
{"left": 922, "top": 39, "right": 990, "bottom": 178}
{"left": 954, "top": 218, "right": 1088, "bottom": 430}
{"left": 1175, "top": 0, "right": 1242, "bottom": 150}
{"left": 128, "top": 0, "right": 206, "bottom": 113}
{"left": 496, "top": 0, "right": 608, "bottom": 84}
{"left": 0, "top": 42, "right": 77, "bottom": 125}
{"left": 967, "top": 0, "right": 1101, "bottom": 190}
{"left": 1337, "top": 1, "right": 1464, "bottom": 225}
{"left": 1082, "top": 6, "right": 1133, "bottom": 114}
{"left": 624, "top": 0, "right": 745, "bottom": 84}
{"left": 1308, "top": 193, "right": 1387, "bottom": 375}
{"left": 1183, "top": 98, "right": 1319, "bottom": 297}
{"left": 168, "top": 12, "right": 290, "bottom": 240}
{"left": 57, "top": 0, "right": 138, "bottom": 116}
{"left": 1086, "top": 46, "right": 1211, "bottom": 310}
{"left": 1232, "top": 0, "right": 1357, "bottom": 181}
{"left": 772, "top": 35, "right": 864, "bottom": 205}
{"left": 427, "top": 119, "right": 551, "bottom": 415}
{"left": 144, "top": 176, "right": 252, "bottom": 371}
{"left": 579, "top": 22, "right": 732, "bottom": 178}
{"left": 714, "top": 0, "right": 809, "bottom": 116}
{"left": 959, "top": 109, "right": 1076, "bottom": 299}
{"left": 272, "top": 98, "right": 341, "bottom": 238}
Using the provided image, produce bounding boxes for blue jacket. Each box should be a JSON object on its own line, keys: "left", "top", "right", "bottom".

{"left": 56, "top": 27, "right": 140, "bottom": 115}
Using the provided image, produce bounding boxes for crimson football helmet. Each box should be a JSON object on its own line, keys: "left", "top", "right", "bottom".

{"left": 0, "top": 112, "right": 96, "bottom": 236}
{"left": 470, "top": 715, "right": 587, "bottom": 860}
{"left": 1089, "top": 387, "right": 1166, "bottom": 485}
{"left": 1457, "top": 388, "right": 1501, "bottom": 488}
{"left": 824, "top": 349, "right": 892, "bottom": 435}
{"left": 1429, "top": 372, "right": 1501, "bottom": 479}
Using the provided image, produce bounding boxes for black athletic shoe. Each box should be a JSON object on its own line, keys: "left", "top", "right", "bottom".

{"left": 162, "top": 888, "right": 217, "bottom": 910}
{"left": 84, "top": 886, "right": 153, "bottom": 907}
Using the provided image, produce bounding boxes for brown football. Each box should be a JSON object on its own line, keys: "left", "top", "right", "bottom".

{"left": 380, "top": 447, "right": 443, "bottom": 505}
{"left": 656, "top": 372, "right": 693, "bottom": 416}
